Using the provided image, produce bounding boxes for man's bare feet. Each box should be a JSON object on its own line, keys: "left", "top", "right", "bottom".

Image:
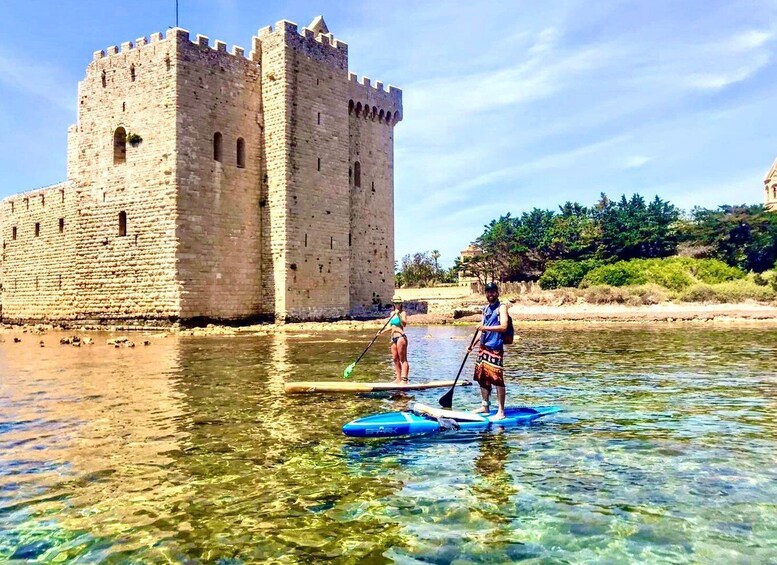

{"left": 492, "top": 411, "right": 506, "bottom": 421}
{"left": 472, "top": 404, "right": 490, "bottom": 414}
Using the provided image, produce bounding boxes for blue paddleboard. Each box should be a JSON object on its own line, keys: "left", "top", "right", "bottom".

{"left": 342, "top": 403, "right": 561, "bottom": 438}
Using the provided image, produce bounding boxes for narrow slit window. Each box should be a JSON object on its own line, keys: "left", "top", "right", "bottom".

{"left": 236, "top": 137, "right": 245, "bottom": 168}
{"left": 317, "top": 112, "right": 321, "bottom": 125}
{"left": 101, "top": 70, "right": 107, "bottom": 87}
{"left": 118, "top": 211, "right": 127, "bottom": 236}
{"left": 304, "top": 233, "right": 308, "bottom": 247}
{"left": 41, "top": 195, "right": 45, "bottom": 207}
{"left": 354, "top": 161, "right": 361, "bottom": 188}
{"left": 349, "top": 232, "right": 352, "bottom": 247}
{"left": 12, "top": 226, "right": 17, "bottom": 240}
{"left": 130, "top": 64, "right": 136, "bottom": 82}
{"left": 330, "top": 236, "right": 334, "bottom": 249}
{"left": 35, "top": 222, "right": 40, "bottom": 237}
{"left": 317, "top": 157, "right": 321, "bottom": 172}
{"left": 213, "top": 132, "right": 223, "bottom": 162}
{"left": 114, "top": 127, "right": 127, "bottom": 164}
{"left": 59, "top": 218, "right": 65, "bottom": 233}
{"left": 58, "top": 274, "right": 62, "bottom": 289}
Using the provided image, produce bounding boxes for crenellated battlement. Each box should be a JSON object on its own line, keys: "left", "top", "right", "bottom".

{"left": 347, "top": 72, "right": 403, "bottom": 124}
{"left": 92, "top": 28, "right": 249, "bottom": 65}
{"left": 255, "top": 19, "right": 348, "bottom": 70}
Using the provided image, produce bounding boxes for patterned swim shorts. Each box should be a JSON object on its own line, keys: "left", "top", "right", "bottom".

{"left": 473, "top": 346, "right": 505, "bottom": 391}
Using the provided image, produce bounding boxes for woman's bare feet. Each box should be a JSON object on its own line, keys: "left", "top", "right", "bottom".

{"left": 491, "top": 410, "right": 506, "bottom": 421}
{"left": 472, "top": 404, "right": 490, "bottom": 414}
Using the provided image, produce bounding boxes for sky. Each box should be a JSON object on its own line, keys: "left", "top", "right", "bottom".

{"left": 1, "top": 1, "right": 776, "bottom": 267}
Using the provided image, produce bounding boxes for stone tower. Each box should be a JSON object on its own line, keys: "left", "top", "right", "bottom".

{"left": 0, "top": 17, "right": 402, "bottom": 324}
{"left": 765, "top": 158, "right": 777, "bottom": 211}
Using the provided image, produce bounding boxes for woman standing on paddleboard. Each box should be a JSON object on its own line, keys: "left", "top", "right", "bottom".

{"left": 378, "top": 295, "right": 410, "bottom": 383}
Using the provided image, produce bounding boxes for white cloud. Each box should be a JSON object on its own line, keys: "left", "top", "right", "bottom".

{"left": 623, "top": 155, "right": 652, "bottom": 169}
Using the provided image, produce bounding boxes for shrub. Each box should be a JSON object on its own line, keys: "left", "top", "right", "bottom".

{"left": 753, "top": 273, "right": 768, "bottom": 286}
{"left": 678, "top": 280, "right": 776, "bottom": 303}
{"left": 582, "top": 257, "right": 744, "bottom": 291}
{"left": 582, "top": 285, "right": 628, "bottom": 304}
{"left": 628, "top": 284, "right": 669, "bottom": 305}
{"left": 539, "top": 259, "right": 604, "bottom": 289}
{"left": 678, "top": 284, "right": 720, "bottom": 303}
{"left": 711, "top": 280, "right": 776, "bottom": 302}
{"left": 772, "top": 273, "right": 777, "bottom": 293}
{"left": 690, "top": 259, "right": 745, "bottom": 284}
{"left": 581, "top": 261, "right": 647, "bottom": 288}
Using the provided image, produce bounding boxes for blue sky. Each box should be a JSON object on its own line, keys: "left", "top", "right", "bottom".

{"left": 1, "top": 1, "right": 776, "bottom": 267}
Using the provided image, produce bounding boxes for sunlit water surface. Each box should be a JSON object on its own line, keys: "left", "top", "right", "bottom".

{"left": 1, "top": 325, "right": 777, "bottom": 563}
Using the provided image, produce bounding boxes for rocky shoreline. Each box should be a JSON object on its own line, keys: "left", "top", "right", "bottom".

{"left": 2, "top": 301, "right": 777, "bottom": 340}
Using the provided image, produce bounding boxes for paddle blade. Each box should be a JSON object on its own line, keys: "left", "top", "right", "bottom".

{"left": 343, "top": 362, "right": 356, "bottom": 379}
{"left": 438, "top": 388, "right": 454, "bottom": 409}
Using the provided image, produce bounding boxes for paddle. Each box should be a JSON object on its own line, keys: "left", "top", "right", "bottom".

{"left": 439, "top": 329, "right": 480, "bottom": 409}
{"left": 343, "top": 314, "right": 393, "bottom": 378}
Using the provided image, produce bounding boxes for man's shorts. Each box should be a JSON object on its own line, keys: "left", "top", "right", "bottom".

{"left": 473, "top": 346, "right": 505, "bottom": 391}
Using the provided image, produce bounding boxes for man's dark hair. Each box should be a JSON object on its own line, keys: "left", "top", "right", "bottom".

{"left": 484, "top": 282, "right": 498, "bottom": 292}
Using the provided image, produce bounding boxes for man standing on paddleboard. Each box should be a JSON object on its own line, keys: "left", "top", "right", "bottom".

{"left": 468, "top": 282, "right": 510, "bottom": 420}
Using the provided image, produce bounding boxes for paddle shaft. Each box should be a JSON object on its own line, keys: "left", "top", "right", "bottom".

{"left": 439, "top": 329, "right": 480, "bottom": 409}
{"left": 352, "top": 315, "right": 393, "bottom": 367}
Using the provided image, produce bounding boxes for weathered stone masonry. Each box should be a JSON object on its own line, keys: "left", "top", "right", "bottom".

{"left": 0, "top": 17, "right": 402, "bottom": 324}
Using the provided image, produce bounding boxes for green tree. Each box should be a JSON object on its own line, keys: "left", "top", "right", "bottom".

{"left": 680, "top": 205, "right": 777, "bottom": 272}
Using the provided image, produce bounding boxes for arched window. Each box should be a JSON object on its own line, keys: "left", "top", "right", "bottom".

{"left": 130, "top": 64, "right": 136, "bottom": 82}
{"left": 236, "top": 137, "right": 245, "bottom": 168}
{"left": 372, "top": 106, "right": 378, "bottom": 120}
{"left": 379, "top": 109, "right": 385, "bottom": 122}
{"left": 113, "top": 127, "right": 127, "bottom": 164}
{"left": 355, "top": 102, "right": 362, "bottom": 116}
{"left": 213, "top": 132, "right": 223, "bottom": 162}
{"left": 354, "top": 161, "right": 361, "bottom": 187}
{"left": 348, "top": 100, "right": 354, "bottom": 114}
{"left": 118, "top": 211, "right": 127, "bottom": 236}
{"left": 386, "top": 111, "right": 392, "bottom": 124}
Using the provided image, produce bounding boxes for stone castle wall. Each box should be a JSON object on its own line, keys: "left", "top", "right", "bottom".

{"left": 70, "top": 32, "right": 181, "bottom": 322}
{"left": 348, "top": 76, "right": 401, "bottom": 311}
{"left": 172, "top": 30, "right": 265, "bottom": 321}
{"left": 265, "top": 22, "right": 353, "bottom": 321}
{"left": 0, "top": 183, "right": 77, "bottom": 322}
{"left": 0, "top": 17, "right": 402, "bottom": 324}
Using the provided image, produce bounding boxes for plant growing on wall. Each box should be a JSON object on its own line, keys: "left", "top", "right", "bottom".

{"left": 127, "top": 133, "right": 143, "bottom": 146}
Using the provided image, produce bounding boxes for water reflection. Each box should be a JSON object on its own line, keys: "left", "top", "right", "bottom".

{"left": 1, "top": 324, "right": 777, "bottom": 563}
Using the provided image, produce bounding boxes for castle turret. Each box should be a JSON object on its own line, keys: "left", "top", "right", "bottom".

{"left": 765, "top": 158, "right": 777, "bottom": 211}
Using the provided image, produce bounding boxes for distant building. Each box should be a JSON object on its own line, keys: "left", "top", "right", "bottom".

{"left": 0, "top": 16, "right": 402, "bottom": 324}
{"left": 765, "top": 158, "right": 777, "bottom": 211}
{"left": 457, "top": 244, "right": 479, "bottom": 283}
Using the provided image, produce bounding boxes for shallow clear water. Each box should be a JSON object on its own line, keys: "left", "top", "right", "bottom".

{"left": 1, "top": 324, "right": 777, "bottom": 563}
